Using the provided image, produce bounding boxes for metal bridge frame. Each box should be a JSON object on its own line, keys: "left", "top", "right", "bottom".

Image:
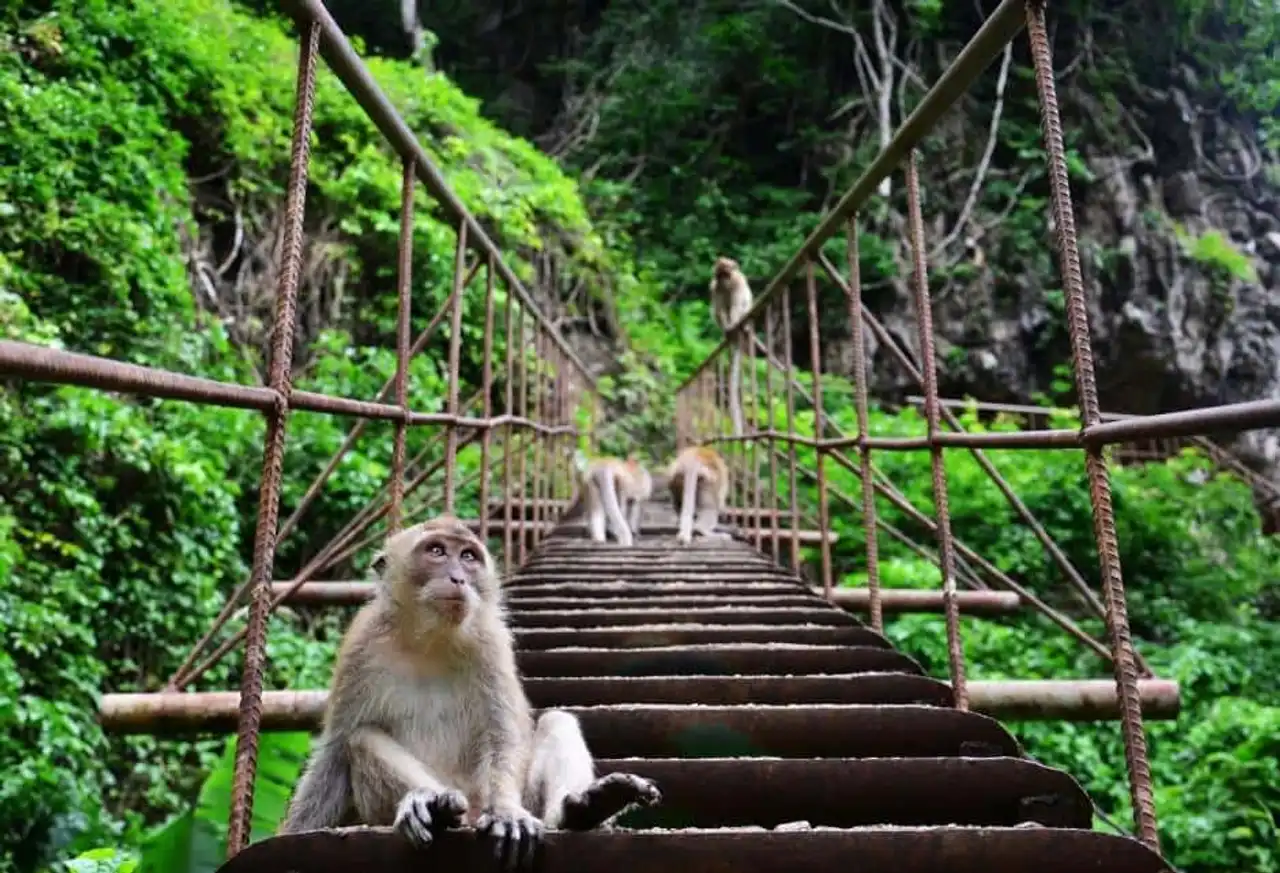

{"left": 674, "top": 0, "right": 1280, "bottom": 856}
{"left": 1, "top": 0, "right": 1272, "bottom": 865}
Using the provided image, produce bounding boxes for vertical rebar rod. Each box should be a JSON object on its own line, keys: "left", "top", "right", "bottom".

{"left": 443, "top": 219, "right": 469, "bottom": 514}
{"left": 764, "top": 303, "right": 781, "bottom": 561}
{"left": 747, "top": 320, "right": 762, "bottom": 549}
{"left": 502, "top": 288, "right": 515, "bottom": 575}
{"left": 387, "top": 157, "right": 416, "bottom": 536}
{"left": 780, "top": 286, "right": 801, "bottom": 572}
{"left": 516, "top": 311, "right": 529, "bottom": 565}
{"left": 845, "top": 217, "right": 882, "bottom": 632}
{"left": 479, "top": 253, "right": 496, "bottom": 544}
{"left": 226, "top": 20, "right": 319, "bottom": 858}
{"left": 532, "top": 329, "right": 545, "bottom": 548}
{"left": 905, "top": 151, "right": 968, "bottom": 710}
{"left": 804, "top": 260, "right": 833, "bottom": 599}
{"left": 1025, "top": 0, "right": 1158, "bottom": 848}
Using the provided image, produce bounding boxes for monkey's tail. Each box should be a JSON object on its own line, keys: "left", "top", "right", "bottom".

{"left": 677, "top": 460, "right": 699, "bottom": 544}
{"left": 278, "top": 738, "right": 351, "bottom": 835}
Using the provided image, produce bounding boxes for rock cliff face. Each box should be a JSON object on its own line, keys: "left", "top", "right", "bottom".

{"left": 831, "top": 79, "right": 1280, "bottom": 507}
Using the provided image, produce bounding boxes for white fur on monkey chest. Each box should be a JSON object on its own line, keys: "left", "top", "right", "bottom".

{"left": 390, "top": 673, "right": 485, "bottom": 794}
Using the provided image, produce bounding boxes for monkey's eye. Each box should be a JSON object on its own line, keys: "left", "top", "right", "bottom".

{"left": 428, "top": 543, "right": 446, "bottom": 557}
{"left": 460, "top": 548, "right": 477, "bottom": 562}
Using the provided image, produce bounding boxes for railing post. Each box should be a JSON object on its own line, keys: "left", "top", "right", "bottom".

{"left": 844, "top": 217, "right": 882, "bottom": 632}
{"left": 443, "top": 218, "right": 468, "bottom": 514}
{"left": 516, "top": 310, "right": 530, "bottom": 565}
{"left": 764, "top": 301, "right": 781, "bottom": 561}
{"left": 904, "top": 150, "right": 968, "bottom": 710}
{"left": 804, "top": 260, "right": 833, "bottom": 600}
{"left": 226, "top": 19, "right": 319, "bottom": 858}
{"left": 780, "top": 286, "right": 801, "bottom": 572}
{"left": 746, "top": 316, "right": 762, "bottom": 549}
{"left": 502, "top": 287, "right": 516, "bottom": 575}
{"left": 387, "top": 157, "right": 416, "bottom": 535}
{"left": 479, "top": 252, "right": 496, "bottom": 543}
{"left": 1025, "top": 0, "right": 1158, "bottom": 849}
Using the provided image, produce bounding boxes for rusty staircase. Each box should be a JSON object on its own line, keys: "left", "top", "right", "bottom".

{"left": 216, "top": 496, "right": 1173, "bottom": 873}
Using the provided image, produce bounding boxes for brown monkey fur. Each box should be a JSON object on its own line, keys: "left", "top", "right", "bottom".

{"left": 709, "top": 257, "right": 753, "bottom": 435}
{"left": 564, "top": 454, "right": 652, "bottom": 546}
{"left": 278, "top": 516, "right": 661, "bottom": 868}
{"left": 666, "top": 446, "right": 731, "bottom": 546}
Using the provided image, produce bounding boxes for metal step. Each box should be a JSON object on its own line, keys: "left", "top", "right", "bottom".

{"left": 516, "top": 644, "right": 924, "bottom": 678}
{"left": 513, "top": 624, "right": 887, "bottom": 650}
{"left": 595, "top": 757, "right": 1091, "bottom": 829}
{"left": 523, "top": 673, "right": 953, "bottom": 708}
{"left": 217, "top": 826, "right": 1170, "bottom": 873}
{"left": 507, "top": 607, "right": 863, "bottom": 628}
{"left": 504, "top": 582, "right": 811, "bottom": 598}
{"left": 563, "top": 703, "right": 1019, "bottom": 759}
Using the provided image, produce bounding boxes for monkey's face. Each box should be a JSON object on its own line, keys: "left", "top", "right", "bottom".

{"left": 713, "top": 257, "right": 739, "bottom": 279}
{"left": 382, "top": 519, "right": 496, "bottom": 627}
{"left": 409, "top": 532, "right": 491, "bottom": 625}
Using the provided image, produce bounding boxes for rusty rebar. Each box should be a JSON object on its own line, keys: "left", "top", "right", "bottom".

{"left": 764, "top": 303, "right": 781, "bottom": 561}
{"left": 226, "top": 21, "right": 319, "bottom": 858}
{"left": 804, "top": 261, "right": 833, "bottom": 598}
{"left": 845, "top": 217, "right": 883, "bottom": 632}
{"left": 388, "top": 157, "right": 415, "bottom": 535}
{"left": 746, "top": 319, "right": 763, "bottom": 551}
{"left": 1025, "top": 0, "right": 1158, "bottom": 850}
{"left": 905, "top": 151, "right": 968, "bottom": 711}
{"left": 532, "top": 329, "right": 546, "bottom": 550}
{"left": 517, "top": 310, "right": 529, "bottom": 565}
{"left": 479, "top": 254, "right": 497, "bottom": 543}
{"left": 503, "top": 286, "right": 516, "bottom": 573}
{"left": 816, "top": 251, "right": 1115, "bottom": 630}
{"left": 443, "top": 219, "right": 468, "bottom": 514}
{"left": 780, "top": 286, "right": 801, "bottom": 572}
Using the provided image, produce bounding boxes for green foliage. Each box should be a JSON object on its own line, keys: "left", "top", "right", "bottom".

{"left": 0, "top": 0, "right": 616, "bottom": 869}
{"left": 1173, "top": 0, "right": 1280, "bottom": 154}
{"left": 1172, "top": 223, "right": 1260, "bottom": 285}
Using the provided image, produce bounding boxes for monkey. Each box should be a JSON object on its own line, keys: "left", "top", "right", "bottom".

{"left": 709, "top": 256, "right": 753, "bottom": 436}
{"left": 666, "top": 445, "right": 731, "bottom": 546}
{"left": 563, "top": 454, "right": 652, "bottom": 546}
{"left": 278, "top": 516, "right": 661, "bottom": 867}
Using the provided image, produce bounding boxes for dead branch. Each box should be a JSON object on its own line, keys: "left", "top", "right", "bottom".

{"left": 930, "top": 38, "right": 1013, "bottom": 262}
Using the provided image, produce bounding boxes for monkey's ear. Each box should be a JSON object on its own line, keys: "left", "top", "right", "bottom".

{"left": 370, "top": 549, "right": 388, "bottom": 578}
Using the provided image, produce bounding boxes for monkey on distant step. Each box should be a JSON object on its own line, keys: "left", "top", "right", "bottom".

{"left": 567, "top": 454, "right": 652, "bottom": 546}
{"left": 666, "top": 445, "right": 731, "bottom": 546}
{"left": 278, "top": 516, "right": 661, "bottom": 868}
{"left": 709, "top": 256, "right": 753, "bottom": 436}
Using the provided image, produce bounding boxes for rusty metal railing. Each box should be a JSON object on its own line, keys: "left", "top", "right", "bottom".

{"left": 675, "top": 0, "right": 1280, "bottom": 854}
{"left": 0, "top": 1, "right": 597, "bottom": 857}
{"left": 903, "top": 395, "right": 1280, "bottom": 506}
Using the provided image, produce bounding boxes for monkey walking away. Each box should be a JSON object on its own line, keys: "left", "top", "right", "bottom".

{"left": 709, "top": 256, "right": 753, "bottom": 436}
{"left": 666, "top": 445, "right": 731, "bottom": 546}
{"left": 278, "top": 516, "right": 661, "bottom": 867}
{"left": 567, "top": 453, "right": 653, "bottom": 547}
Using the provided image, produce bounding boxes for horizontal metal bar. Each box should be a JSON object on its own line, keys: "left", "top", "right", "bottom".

{"left": 1081, "top": 399, "right": 1280, "bottom": 445}
{"left": 98, "top": 679, "right": 1180, "bottom": 733}
{"left": 675, "top": 0, "right": 1026, "bottom": 393}
{"left": 280, "top": 0, "right": 596, "bottom": 391}
{"left": 820, "top": 588, "right": 1022, "bottom": 616}
{"left": 0, "top": 340, "right": 276, "bottom": 410}
{"left": 0, "top": 341, "right": 579, "bottom": 435}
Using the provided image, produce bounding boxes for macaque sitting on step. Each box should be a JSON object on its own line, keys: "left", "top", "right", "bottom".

{"left": 278, "top": 516, "right": 662, "bottom": 868}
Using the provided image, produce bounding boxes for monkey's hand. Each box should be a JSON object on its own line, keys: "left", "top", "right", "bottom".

{"left": 393, "top": 787, "right": 468, "bottom": 850}
{"left": 475, "top": 805, "right": 544, "bottom": 871}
